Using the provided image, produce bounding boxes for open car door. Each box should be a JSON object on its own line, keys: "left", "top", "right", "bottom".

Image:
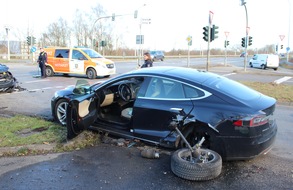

{"left": 66, "top": 93, "right": 99, "bottom": 139}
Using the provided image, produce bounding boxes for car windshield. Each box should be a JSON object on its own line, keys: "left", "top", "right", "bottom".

{"left": 81, "top": 49, "right": 104, "bottom": 58}
{"left": 73, "top": 80, "right": 91, "bottom": 95}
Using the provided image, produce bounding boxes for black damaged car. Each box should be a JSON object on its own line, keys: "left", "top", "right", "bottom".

{"left": 0, "top": 64, "right": 17, "bottom": 93}
{"left": 51, "top": 66, "right": 277, "bottom": 160}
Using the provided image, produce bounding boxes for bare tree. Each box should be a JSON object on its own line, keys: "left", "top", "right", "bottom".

{"left": 72, "top": 9, "right": 91, "bottom": 46}
{"left": 40, "top": 18, "right": 71, "bottom": 47}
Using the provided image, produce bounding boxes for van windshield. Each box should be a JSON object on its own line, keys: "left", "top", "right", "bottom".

{"left": 81, "top": 49, "right": 104, "bottom": 58}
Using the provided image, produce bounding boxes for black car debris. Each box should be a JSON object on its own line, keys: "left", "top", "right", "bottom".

{"left": 0, "top": 64, "right": 17, "bottom": 93}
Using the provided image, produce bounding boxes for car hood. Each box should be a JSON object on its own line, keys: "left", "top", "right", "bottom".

{"left": 0, "top": 64, "right": 9, "bottom": 73}
{"left": 92, "top": 58, "right": 114, "bottom": 64}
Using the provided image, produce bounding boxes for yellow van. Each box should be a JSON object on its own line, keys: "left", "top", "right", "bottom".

{"left": 44, "top": 47, "right": 116, "bottom": 79}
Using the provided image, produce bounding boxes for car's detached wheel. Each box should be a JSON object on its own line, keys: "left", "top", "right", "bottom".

{"left": 171, "top": 148, "right": 222, "bottom": 181}
{"left": 54, "top": 99, "right": 68, "bottom": 126}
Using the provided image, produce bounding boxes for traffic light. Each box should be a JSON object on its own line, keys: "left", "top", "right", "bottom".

{"left": 134, "top": 10, "right": 138, "bottom": 19}
{"left": 100, "top": 40, "right": 107, "bottom": 47}
{"left": 275, "top": 45, "right": 278, "bottom": 52}
{"left": 224, "top": 40, "right": 230, "bottom": 48}
{"left": 248, "top": 36, "right": 253, "bottom": 46}
{"left": 32, "top": 36, "right": 36, "bottom": 45}
{"left": 26, "top": 36, "right": 31, "bottom": 45}
{"left": 241, "top": 37, "right": 246, "bottom": 48}
{"left": 211, "top": 25, "right": 219, "bottom": 41}
{"left": 203, "top": 26, "right": 209, "bottom": 42}
{"left": 112, "top": 13, "right": 115, "bottom": 21}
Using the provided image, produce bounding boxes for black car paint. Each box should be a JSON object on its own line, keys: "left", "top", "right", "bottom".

{"left": 52, "top": 66, "right": 277, "bottom": 160}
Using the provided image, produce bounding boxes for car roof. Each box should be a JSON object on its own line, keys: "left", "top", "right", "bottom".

{"left": 126, "top": 66, "right": 220, "bottom": 84}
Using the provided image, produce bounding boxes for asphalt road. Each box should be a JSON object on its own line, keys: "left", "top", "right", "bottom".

{"left": 0, "top": 60, "right": 292, "bottom": 189}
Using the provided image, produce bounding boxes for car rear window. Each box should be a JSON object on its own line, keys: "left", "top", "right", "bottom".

{"left": 208, "top": 77, "right": 261, "bottom": 101}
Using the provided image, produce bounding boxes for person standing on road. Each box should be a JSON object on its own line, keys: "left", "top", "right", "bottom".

{"left": 37, "top": 47, "right": 47, "bottom": 78}
{"left": 141, "top": 52, "right": 153, "bottom": 68}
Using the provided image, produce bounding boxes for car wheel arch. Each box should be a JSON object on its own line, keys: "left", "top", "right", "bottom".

{"left": 179, "top": 122, "right": 225, "bottom": 157}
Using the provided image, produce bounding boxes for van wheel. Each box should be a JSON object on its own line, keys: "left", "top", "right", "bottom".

{"left": 45, "top": 66, "right": 54, "bottom": 77}
{"left": 249, "top": 63, "right": 253, "bottom": 67}
{"left": 86, "top": 68, "right": 97, "bottom": 79}
{"left": 261, "top": 64, "right": 266, "bottom": 70}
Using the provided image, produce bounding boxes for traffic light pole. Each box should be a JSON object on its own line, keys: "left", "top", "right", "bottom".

{"left": 243, "top": 3, "right": 248, "bottom": 72}
{"left": 206, "top": 24, "right": 211, "bottom": 71}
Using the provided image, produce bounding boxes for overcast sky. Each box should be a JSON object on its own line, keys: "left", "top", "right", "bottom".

{"left": 1, "top": 0, "right": 292, "bottom": 51}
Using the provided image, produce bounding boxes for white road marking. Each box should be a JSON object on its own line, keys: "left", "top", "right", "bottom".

{"left": 273, "top": 76, "right": 292, "bottom": 84}
{"left": 25, "top": 79, "right": 50, "bottom": 83}
{"left": 222, "top": 73, "right": 236, "bottom": 77}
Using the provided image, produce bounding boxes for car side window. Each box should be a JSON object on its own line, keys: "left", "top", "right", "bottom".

{"left": 144, "top": 77, "right": 185, "bottom": 99}
{"left": 139, "top": 77, "right": 207, "bottom": 99}
{"left": 183, "top": 84, "right": 205, "bottom": 98}
{"left": 72, "top": 50, "right": 87, "bottom": 60}
{"left": 54, "top": 49, "right": 69, "bottom": 58}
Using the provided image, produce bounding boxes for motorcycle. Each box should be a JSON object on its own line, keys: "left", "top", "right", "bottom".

{"left": 0, "top": 63, "right": 17, "bottom": 93}
{"left": 169, "top": 108, "right": 222, "bottom": 181}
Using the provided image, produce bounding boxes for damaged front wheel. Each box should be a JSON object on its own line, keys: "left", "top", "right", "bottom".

{"left": 171, "top": 148, "right": 222, "bottom": 181}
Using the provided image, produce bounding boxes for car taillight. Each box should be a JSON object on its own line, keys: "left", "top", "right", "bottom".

{"left": 233, "top": 114, "right": 269, "bottom": 127}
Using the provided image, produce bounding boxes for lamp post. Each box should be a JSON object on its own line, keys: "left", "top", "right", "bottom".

{"left": 240, "top": 0, "right": 248, "bottom": 71}
{"left": 5, "top": 26, "right": 10, "bottom": 61}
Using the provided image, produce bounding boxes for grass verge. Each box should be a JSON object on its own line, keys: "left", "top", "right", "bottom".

{"left": 0, "top": 115, "right": 100, "bottom": 157}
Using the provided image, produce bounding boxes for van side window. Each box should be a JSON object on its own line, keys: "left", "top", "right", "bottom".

{"left": 54, "top": 49, "right": 69, "bottom": 58}
{"left": 72, "top": 50, "right": 87, "bottom": 60}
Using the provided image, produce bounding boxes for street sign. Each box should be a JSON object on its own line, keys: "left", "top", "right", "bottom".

{"left": 30, "top": 46, "right": 37, "bottom": 53}
{"left": 136, "top": 35, "right": 144, "bottom": 44}
{"left": 141, "top": 18, "right": 151, "bottom": 24}
{"left": 186, "top": 36, "right": 192, "bottom": 46}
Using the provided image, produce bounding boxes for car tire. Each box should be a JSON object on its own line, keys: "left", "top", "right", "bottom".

{"left": 261, "top": 64, "right": 266, "bottom": 70}
{"left": 250, "top": 63, "right": 253, "bottom": 67}
{"left": 171, "top": 148, "right": 222, "bottom": 181}
{"left": 46, "top": 66, "right": 54, "bottom": 77}
{"left": 54, "top": 99, "right": 69, "bottom": 126}
{"left": 86, "top": 68, "right": 97, "bottom": 79}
